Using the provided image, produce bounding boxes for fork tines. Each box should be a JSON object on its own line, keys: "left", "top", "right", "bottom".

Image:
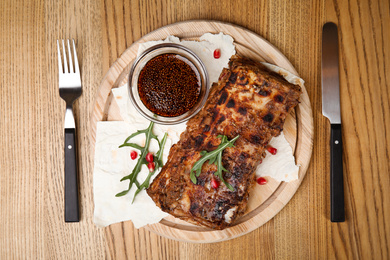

{"left": 57, "top": 39, "right": 80, "bottom": 75}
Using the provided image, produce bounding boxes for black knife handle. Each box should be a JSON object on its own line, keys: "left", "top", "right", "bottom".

{"left": 65, "top": 128, "right": 80, "bottom": 222}
{"left": 330, "top": 124, "right": 345, "bottom": 222}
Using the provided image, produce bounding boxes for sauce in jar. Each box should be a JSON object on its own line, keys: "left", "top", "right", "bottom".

{"left": 138, "top": 54, "right": 201, "bottom": 117}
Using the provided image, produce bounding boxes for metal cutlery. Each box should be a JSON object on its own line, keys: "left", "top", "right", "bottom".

{"left": 57, "top": 39, "right": 82, "bottom": 222}
{"left": 322, "top": 22, "right": 345, "bottom": 222}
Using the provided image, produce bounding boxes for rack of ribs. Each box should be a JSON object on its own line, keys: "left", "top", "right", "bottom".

{"left": 147, "top": 55, "right": 302, "bottom": 229}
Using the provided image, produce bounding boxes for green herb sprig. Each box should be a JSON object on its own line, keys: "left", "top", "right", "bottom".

{"left": 190, "top": 135, "right": 239, "bottom": 191}
{"left": 116, "top": 121, "right": 167, "bottom": 202}
{"left": 131, "top": 133, "right": 167, "bottom": 203}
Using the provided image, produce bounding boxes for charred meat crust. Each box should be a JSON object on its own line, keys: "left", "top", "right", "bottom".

{"left": 147, "top": 55, "right": 302, "bottom": 230}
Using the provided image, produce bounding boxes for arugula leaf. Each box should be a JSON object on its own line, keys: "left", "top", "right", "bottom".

{"left": 131, "top": 133, "right": 168, "bottom": 203}
{"left": 115, "top": 121, "right": 167, "bottom": 202}
{"left": 190, "top": 135, "right": 239, "bottom": 191}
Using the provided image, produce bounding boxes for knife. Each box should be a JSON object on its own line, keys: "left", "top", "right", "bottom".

{"left": 322, "top": 22, "right": 345, "bottom": 222}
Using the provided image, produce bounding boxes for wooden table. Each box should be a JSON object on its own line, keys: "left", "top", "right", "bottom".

{"left": 1, "top": 0, "right": 389, "bottom": 259}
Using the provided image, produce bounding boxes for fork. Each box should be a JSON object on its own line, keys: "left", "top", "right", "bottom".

{"left": 58, "top": 39, "right": 82, "bottom": 222}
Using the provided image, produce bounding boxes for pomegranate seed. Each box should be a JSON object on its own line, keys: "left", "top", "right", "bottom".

{"left": 213, "top": 49, "right": 221, "bottom": 59}
{"left": 130, "top": 150, "right": 137, "bottom": 160}
{"left": 257, "top": 177, "right": 267, "bottom": 185}
{"left": 146, "top": 152, "right": 154, "bottom": 163}
{"left": 147, "top": 162, "right": 155, "bottom": 172}
{"left": 267, "top": 145, "right": 277, "bottom": 155}
{"left": 211, "top": 178, "right": 219, "bottom": 189}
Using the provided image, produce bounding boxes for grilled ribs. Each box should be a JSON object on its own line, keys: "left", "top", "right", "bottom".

{"left": 147, "top": 55, "right": 302, "bottom": 229}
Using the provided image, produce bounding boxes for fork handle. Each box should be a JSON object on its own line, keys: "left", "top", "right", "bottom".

{"left": 65, "top": 128, "right": 80, "bottom": 222}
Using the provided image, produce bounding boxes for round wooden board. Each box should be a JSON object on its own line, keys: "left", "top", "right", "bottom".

{"left": 90, "top": 20, "right": 313, "bottom": 243}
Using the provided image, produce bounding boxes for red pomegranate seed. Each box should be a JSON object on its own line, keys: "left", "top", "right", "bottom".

{"left": 147, "top": 162, "right": 155, "bottom": 172}
{"left": 213, "top": 49, "right": 221, "bottom": 59}
{"left": 267, "top": 145, "right": 277, "bottom": 155}
{"left": 146, "top": 152, "right": 154, "bottom": 163}
{"left": 211, "top": 178, "right": 219, "bottom": 189}
{"left": 257, "top": 177, "right": 267, "bottom": 185}
{"left": 130, "top": 150, "right": 137, "bottom": 160}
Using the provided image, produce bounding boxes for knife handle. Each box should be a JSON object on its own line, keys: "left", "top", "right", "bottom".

{"left": 330, "top": 124, "right": 345, "bottom": 222}
{"left": 65, "top": 128, "right": 80, "bottom": 222}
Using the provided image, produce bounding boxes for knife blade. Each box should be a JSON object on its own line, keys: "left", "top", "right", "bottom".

{"left": 322, "top": 22, "right": 345, "bottom": 222}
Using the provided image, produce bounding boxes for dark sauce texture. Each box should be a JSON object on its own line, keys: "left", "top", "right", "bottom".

{"left": 138, "top": 54, "right": 201, "bottom": 117}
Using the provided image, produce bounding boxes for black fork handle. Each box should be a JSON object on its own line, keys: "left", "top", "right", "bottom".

{"left": 65, "top": 128, "right": 80, "bottom": 222}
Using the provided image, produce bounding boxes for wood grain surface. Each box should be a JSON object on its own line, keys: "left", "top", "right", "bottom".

{"left": 0, "top": 0, "right": 389, "bottom": 259}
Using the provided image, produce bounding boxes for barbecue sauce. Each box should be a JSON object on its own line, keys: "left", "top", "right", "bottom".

{"left": 138, "top": 54, "right": 201, "bottom": 117}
